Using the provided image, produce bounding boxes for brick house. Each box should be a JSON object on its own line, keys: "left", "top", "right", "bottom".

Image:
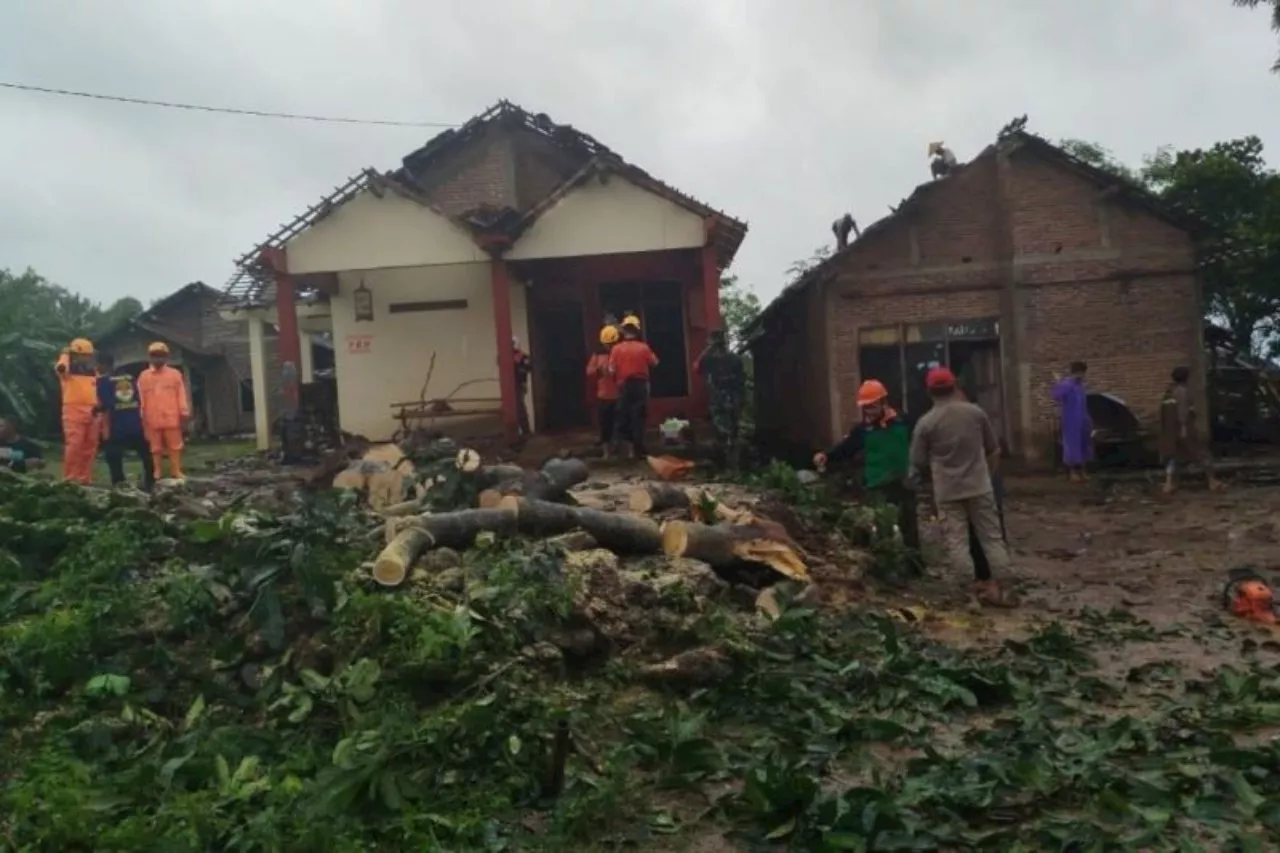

{"left": 748, "top": 130, "right": 1209, "bottom": 464}
{"left": 96, "top": 281, "right": 290, "bottom": 436}
{"left": 220, "top": 101, "right": 745, "bottom": 448}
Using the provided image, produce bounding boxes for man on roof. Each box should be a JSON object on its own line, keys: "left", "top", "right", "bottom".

{"left": 53, "top": 337, "right": 101, "bottom": 484}
{"left": 137, "top": 342, "right": 190, "bottom": 481}
{"left": 814, "top": 379, "right": 922, "bottom": 572}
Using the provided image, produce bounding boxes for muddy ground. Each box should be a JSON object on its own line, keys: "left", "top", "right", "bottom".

{"left": 892, "top": 471, "right": 1280, "bottom": 670}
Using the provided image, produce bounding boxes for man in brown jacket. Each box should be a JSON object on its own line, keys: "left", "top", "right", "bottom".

{"left": 1158, "top": 365, "right": 1223, "bottom": 495}
{"left": 909, "top": 367, "right": 1016, "bottom": 607}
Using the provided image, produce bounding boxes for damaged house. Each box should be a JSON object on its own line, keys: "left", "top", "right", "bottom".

{"left": 219, "top": 101, "right": 747, "bottom": 449}
{"left": 748, "top": 130, "right": 1210, "bottom": 464}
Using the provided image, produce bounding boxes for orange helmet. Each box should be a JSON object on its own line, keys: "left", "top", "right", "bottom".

{"left": 856, "top": 379, "right": 889, "bottom": 406}
{"left": 147, "top": 341, "right": 170, "bottom": 356}
{"left": 68, "top": 338, "right": 94, "bottom": 355}
{"left": 600, "top": 325, "right": 620, "bottom": 345}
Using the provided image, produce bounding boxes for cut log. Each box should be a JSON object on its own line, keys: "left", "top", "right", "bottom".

{"left": 473, "top": 464, "right": 529, "bottom": 491}
{"left": 371, "top": 508, "right": 518, "bottom": 587}
{"left": 502, "top": 497, "right": 664, "bottom": 555}
{"left": 570, "top": 505, "right": 663, "bottom": 555}
{"left": 628, "top": 483, "right": 691, "bottom": 514}
{"left": 661, "top": 520, "right": 810, "bottom": 584}
{"left": 521, "top": 457, "right": 591, "bottom": 502}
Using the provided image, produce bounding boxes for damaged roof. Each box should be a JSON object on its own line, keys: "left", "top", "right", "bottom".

{"left": 222, "top": 100, "right": 747, "bottom": 306}
{"left": 745, "top": 130, "right": 1207, "bottom": 342}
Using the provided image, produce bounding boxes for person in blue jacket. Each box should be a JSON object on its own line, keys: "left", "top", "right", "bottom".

{"left": 96, "top": 353, "right": 155, "bottom": 491}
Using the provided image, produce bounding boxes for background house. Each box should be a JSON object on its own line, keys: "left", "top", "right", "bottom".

{"left": 218, "top": 101, "right": 747, "bottom": 448}
{"left": 97, "top": 281, "right": 311, "bottom": 437}
{"left": 748, "top": 130, "right": 1208, "bottom": 464}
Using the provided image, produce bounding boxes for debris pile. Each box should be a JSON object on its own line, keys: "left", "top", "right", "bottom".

{"left": 10, "top": 456, "right": 1280, "bottom": 849}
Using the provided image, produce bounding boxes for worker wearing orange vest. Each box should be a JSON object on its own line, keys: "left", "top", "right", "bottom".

{"left": 137, "top": 342, "right": 191, "bottom": 480}
{"left": 54, "top": 337, "right": 101, "bottom": 484}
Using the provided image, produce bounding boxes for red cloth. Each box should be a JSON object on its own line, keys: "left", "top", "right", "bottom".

{"left": 609, "top": 341, "right": 658, "bottom": 382}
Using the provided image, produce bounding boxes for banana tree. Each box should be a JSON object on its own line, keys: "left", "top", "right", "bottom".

{"left": 0, "top": 330, "right": 58, "bottom": 424}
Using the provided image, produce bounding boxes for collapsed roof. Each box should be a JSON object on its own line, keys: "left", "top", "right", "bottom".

{"left": 222, "top": 101, "right": 748, "bottom": 307}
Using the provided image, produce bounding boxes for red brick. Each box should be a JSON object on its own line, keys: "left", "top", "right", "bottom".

{"left": 753, "top": 143, "right": 1206, "bottom": 464}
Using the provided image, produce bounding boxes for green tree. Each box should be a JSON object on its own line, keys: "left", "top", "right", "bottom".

{"left": 1233, "top": 0, "right": 1280, "bottom": 71}
{"left": 1142, "top": 136, "right": 1280, "bottom": 356}
{"left": 1057, "top": 138, "right": 1143, "bottom": 184}
{"left": 0, "top": 268, "right": 141, "bottom": 431}
{"left": 719, "top": 274, "right": 762, "bottom": 347}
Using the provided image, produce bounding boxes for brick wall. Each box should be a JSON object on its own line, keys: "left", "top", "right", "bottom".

{"left": 413, "top": 124, "right": 517, "bottom": 216}
{"left": 799, "top": 144, "right": 1205, "bottom": 463}
{"left": 752, "top": 283, "right": 831, "bottom": 458}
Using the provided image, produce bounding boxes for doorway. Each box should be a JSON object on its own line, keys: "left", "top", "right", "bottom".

{"left": 949, "top": 340, "right": 1005, "bottom": 440}
{"left": 533, "top": 301, "right": 589, "bottom": 431}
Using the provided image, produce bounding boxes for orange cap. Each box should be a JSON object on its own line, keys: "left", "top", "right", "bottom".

{"left": 856, "top": 379, "right": 888, "bottom": 406}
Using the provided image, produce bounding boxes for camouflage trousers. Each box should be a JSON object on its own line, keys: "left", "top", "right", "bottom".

{"left": 935, "top": 492, "right": 1010, "bottom": 581}
{"left": 708, "top": 392, "right": 742, "bottom": 446}
{"left": 708, "top": 392, "right": 742, "bottom": 466}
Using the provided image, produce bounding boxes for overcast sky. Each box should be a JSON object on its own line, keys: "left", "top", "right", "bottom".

{"left": 1, "top": 1, "right": 1277, "bottom": 309}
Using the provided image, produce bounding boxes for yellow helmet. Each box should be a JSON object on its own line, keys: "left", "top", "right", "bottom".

{"left": 68, "top": 338, "right": 94, "bottom": 355}
{"left": 147, "top": 341, "right": 170, "bottom": 356}
{"left": 620, "top": 314, "right": 641, "bottom": 329}
{"left": 599, "top": 325, "right": 620, "bottom": 345}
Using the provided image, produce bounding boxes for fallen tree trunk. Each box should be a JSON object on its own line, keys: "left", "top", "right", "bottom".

{"left": 500, "top": 497, "right": 664, "bottom": 555}
{"left": 477, "top": 457, "right": 589, "bottom": 507}
{"left": 661, "top": 520, "right": 810, "bottom": 584}
{"left": 628, "top": 483, "right": 691, "bottom": 514}
{"left": 372, "top": 508, "right": 519, "bottom": 587}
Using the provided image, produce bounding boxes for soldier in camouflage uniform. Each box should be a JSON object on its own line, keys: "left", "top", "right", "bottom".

{"left": 695, "top": 329, "right": 746, "bottom": 469}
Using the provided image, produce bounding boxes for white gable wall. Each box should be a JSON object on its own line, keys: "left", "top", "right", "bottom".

{"left": 507, "top": 176, "right": 705, "bottom": 260}
{"left": 285, "top": 189, "right": 487, "bottom": 275}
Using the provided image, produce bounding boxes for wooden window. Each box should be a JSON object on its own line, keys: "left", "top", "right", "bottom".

{"left": 387, "top": 299, "right": 469, "bottom": 314}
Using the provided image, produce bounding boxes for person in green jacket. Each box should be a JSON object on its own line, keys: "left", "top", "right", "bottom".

{"left": 813, "top": 379, "right": 922, "bottom": 571}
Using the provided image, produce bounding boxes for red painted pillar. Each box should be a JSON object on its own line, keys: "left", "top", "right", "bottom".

{"left": 694, "top": 244, "right": 722, "bottom": 419}
{"left": 701, "top": 244, "right": 721, "bottom": 332}
{"left": 490, "top": 258, "right": 519, "bottom": 440}
{"left": 262, "top": 248, "right": 302, "bottom": 408}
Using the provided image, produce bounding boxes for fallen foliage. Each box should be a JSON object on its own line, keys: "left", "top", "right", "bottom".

{"left": 3, "top": 466, "right": 1280, "bottom": 851}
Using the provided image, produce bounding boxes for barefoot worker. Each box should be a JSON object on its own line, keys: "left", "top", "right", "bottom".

{"left": 1158, "top": 365, "right": 1223, "bottom": 495}
{"left": 1051, "top": 361, "right": 1092, "bottom": 482}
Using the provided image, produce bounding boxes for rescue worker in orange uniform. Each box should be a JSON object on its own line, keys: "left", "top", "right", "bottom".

{"left": 137, "top": 342, "right": 191, "bottom": 480}
{"left": 54, "top": 337, "right": 101, "bottom": 484}
{"left": 608, "top": 315, "right": 659, "bottom": 457}
{"left": 587, "top": 325, "right": 620, "bottom": 455}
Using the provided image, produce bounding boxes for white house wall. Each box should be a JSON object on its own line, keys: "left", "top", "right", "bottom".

{"left": 507, "top": 176, "right": 705, "bottom": 260}
{"left": 285, "top": 188, "right": 487, "bottom": 275}
{"left": 329, "top": 265, "right": 531, "bottom": 441}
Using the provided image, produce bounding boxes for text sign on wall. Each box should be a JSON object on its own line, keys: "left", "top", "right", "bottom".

{"left": 346, "top": 334, "right": 373, "bottom": 355}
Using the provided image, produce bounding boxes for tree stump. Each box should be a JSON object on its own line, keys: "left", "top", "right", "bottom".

{"left": 628, "top": 483, "right": 691, "bottom": 514}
